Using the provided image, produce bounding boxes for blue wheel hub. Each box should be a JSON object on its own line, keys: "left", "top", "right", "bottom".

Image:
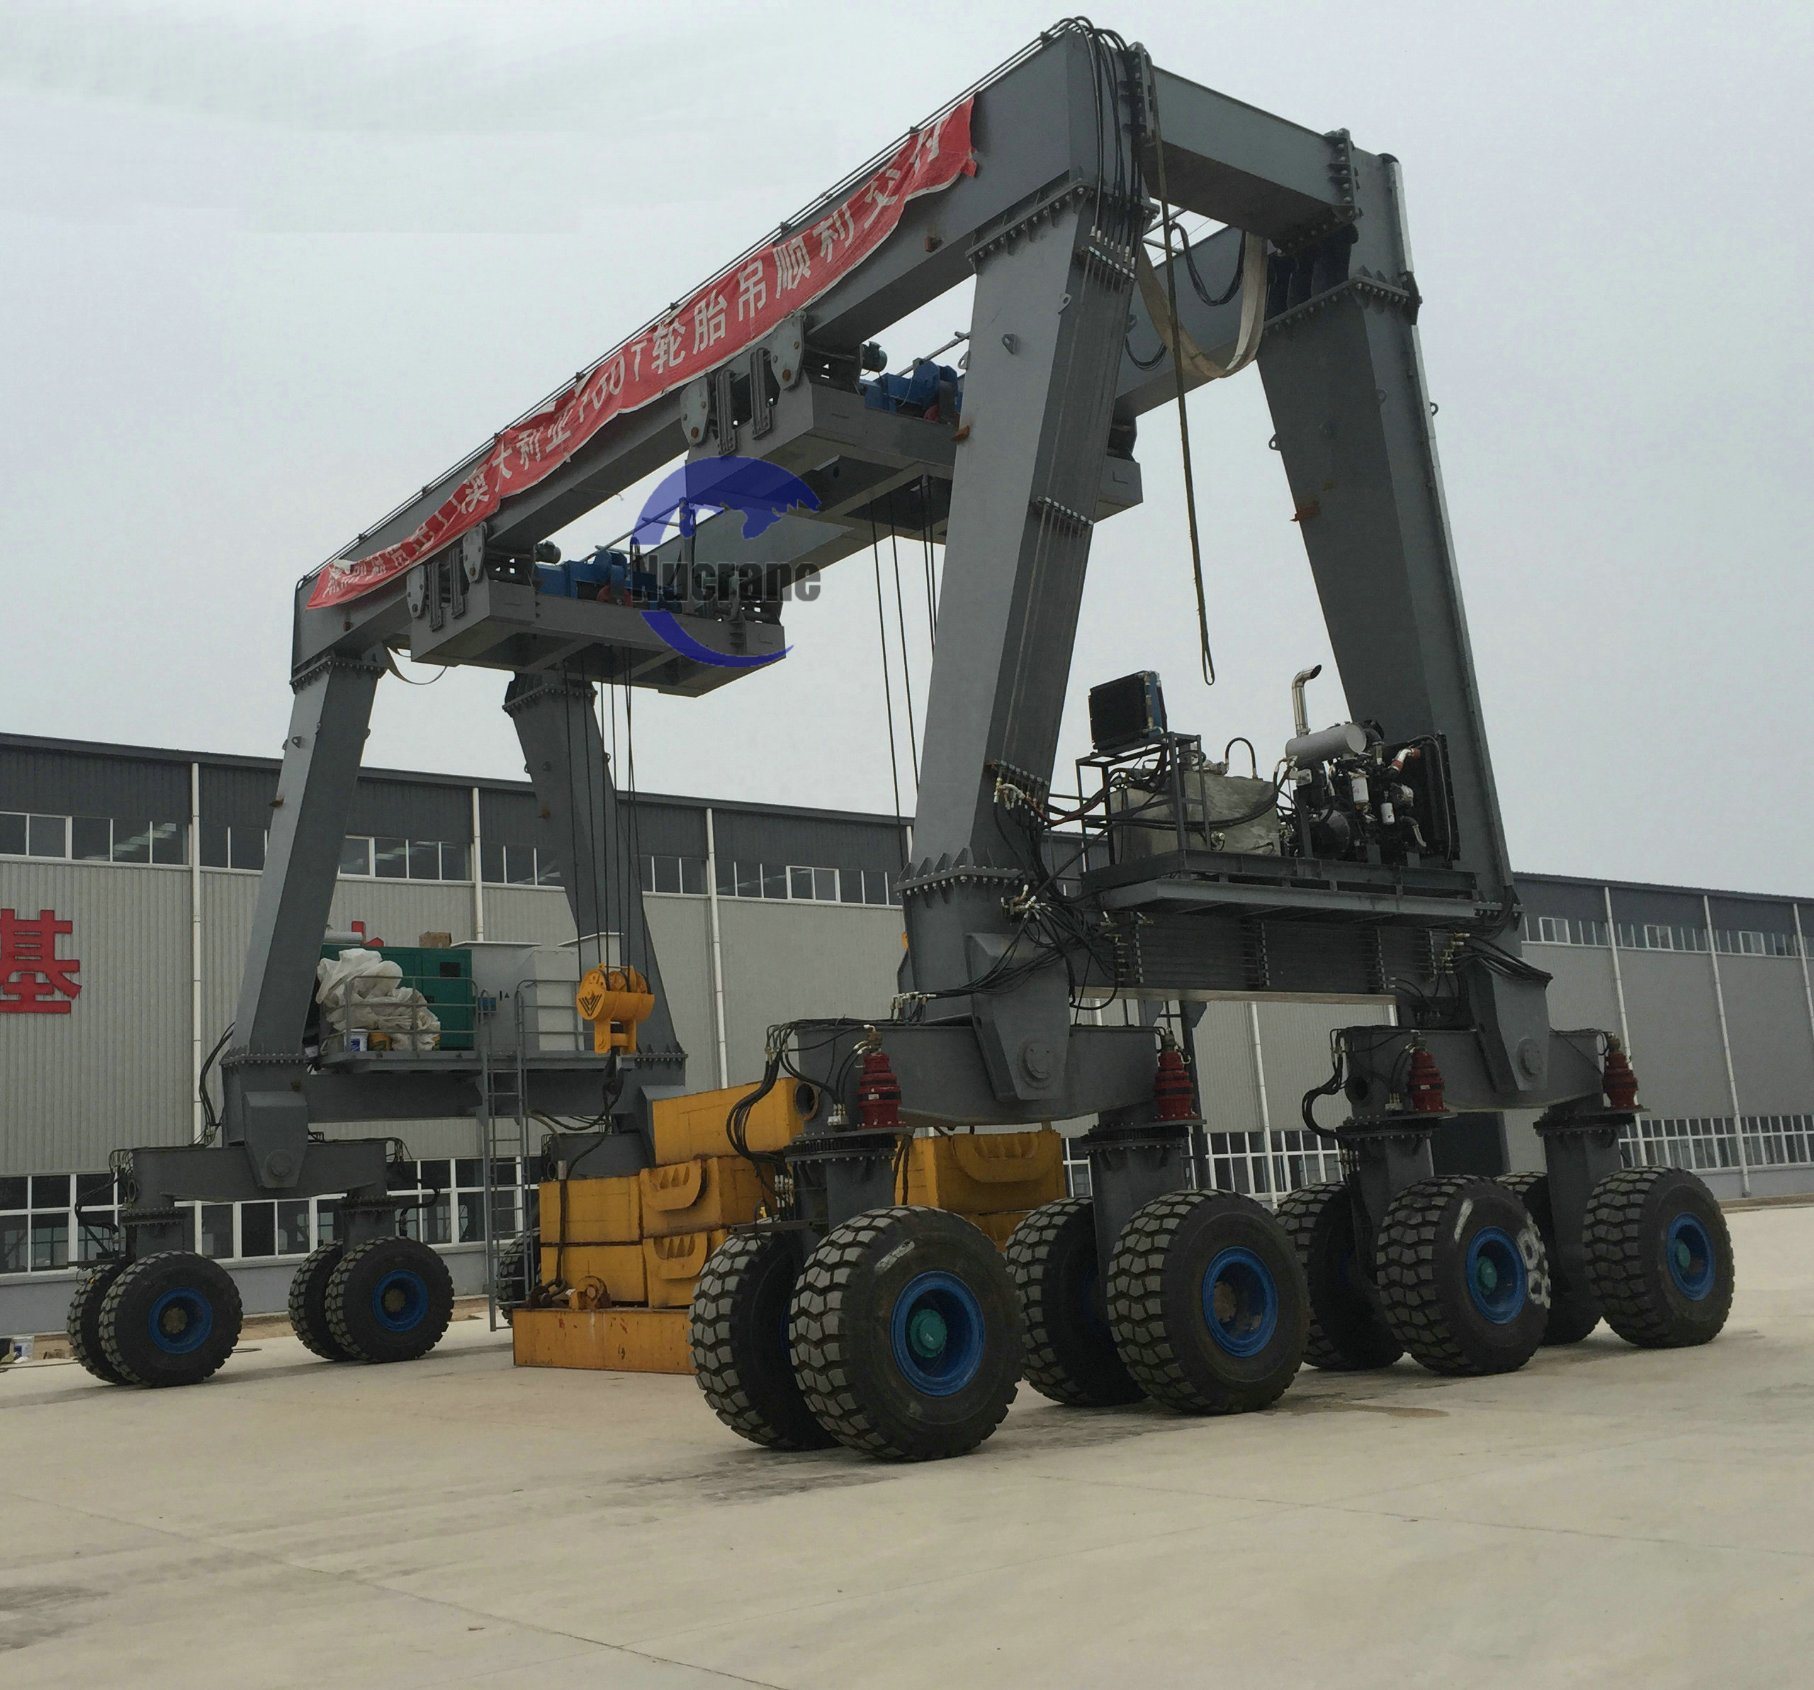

{"left": 372, "top": 1269, "right": 429, "bottom": 1333}
{"left": 148, "top": 1287, "right": 214, "bottom": 1356}
{"left": 1666, "top": 1213, "right": 1716, "bottom": 1300}
{"left": 1200, "top": 1247, "right": 1279, "bottom": 1358}
{"left": 1464, "top": 1227, "right": 1527, "bottom": 1324}
{"left": 890, "top": 1271, "right": 985, "bottom": 1396}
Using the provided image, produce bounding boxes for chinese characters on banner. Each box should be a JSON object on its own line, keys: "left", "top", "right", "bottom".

{"left": 308, "top": 97, "right": 978, "bottom": 611}
{"left": 0, "top": 909, "right": 82, "bottom": 1015}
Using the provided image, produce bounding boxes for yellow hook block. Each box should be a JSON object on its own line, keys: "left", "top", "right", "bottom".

{"left": 575, "top": 965, "right": 655, "bottom": 1055}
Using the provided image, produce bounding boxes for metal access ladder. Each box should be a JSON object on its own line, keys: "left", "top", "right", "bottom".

{"left": 477, "top": 991, "right": 533, "bottom": 1331}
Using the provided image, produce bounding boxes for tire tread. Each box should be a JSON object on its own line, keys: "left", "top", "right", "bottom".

{"left": 1583, "top": 1166, "right": 1733, "bottom": 1347}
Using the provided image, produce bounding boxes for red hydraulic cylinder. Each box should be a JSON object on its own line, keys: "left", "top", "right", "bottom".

{"left": 1405, "top": 1044, "right": 1447, "bottom": 1114}
{"left": 1153, "top": 1044, "right": 1197, "bottom": 1122}
{"left": 1603, "top": 1042, "right": 1640, "bottom": 1110}
{"left": 856, "top": 1048, "right": 903, "bottom": 1131}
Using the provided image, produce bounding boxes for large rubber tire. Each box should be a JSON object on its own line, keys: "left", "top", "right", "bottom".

{"left": 1106, "top": 1190, "right": 1308, "bottom": 1414}
{"left": 1583, "top": 1166, "right": 1733, "bottom": 1348}
{"left": 325, "top": 1236, "right": 454, "bottom": 1363}
{"left": 1375, "top": 1176, "right": 1550, "bottom": 1376}
{"left": 67, "top": 1259, "right": 132, "bottom": 1384}
{"left": 495, "top": 1229, "right": 539, "bottom": 1326}
{"left": 1276, "top": 1182, "right": 1403, "bottom": 1371}
{"left": 98, "top": 1252, "right": 242, "bottom": 1388}
{"left": 288, "top": 1243, "right": 353, "bottom": 1361}
{"left": 1500, "top": 1172, "right": 1601, "bottom": 1345}
{"left": 691, "top": 1229, "right": 836, "bottom": 1451}
{"left": 790, "top": 1207, "right": 1022, "bottom": 1461}
{"left": 1006, "top": 1198, "right": 1143, "bottom": 1407}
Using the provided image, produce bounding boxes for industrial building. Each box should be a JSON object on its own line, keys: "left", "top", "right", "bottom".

{"left": 5, "top": 728, "right": 1810, "bottom": 1337}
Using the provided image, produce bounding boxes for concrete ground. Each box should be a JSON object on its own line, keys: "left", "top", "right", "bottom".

{"left": 3, "top": 1207, "right": 1810, "bottom": 1690}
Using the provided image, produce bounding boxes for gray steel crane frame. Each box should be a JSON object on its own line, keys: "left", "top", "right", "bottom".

{"left": 113, "top": 24, "right": 1626, "bottom": 1286}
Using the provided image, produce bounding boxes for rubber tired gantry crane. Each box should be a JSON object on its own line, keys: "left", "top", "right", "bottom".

{"left": 69, "top": 22, "right": 1733, "bottom": 1455}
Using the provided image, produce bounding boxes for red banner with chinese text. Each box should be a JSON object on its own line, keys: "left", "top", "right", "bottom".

{"left": 308, "top": 98, "right": 977, "bottom": 610}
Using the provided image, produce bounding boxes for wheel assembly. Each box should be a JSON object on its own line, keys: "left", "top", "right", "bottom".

{"left": 67, "top": 1258, "right": 133, "bottom": 1384}
{"left": 1375, "top": 1175, "right": 1550, "bottom": 1375}
{"left": 288, "top": 1242, "right": 353, "bottom": 1360}
{"left": 495, "top": 1228, "right": 540, "bottom": 1326}
{"left": 325, "top": 1236, "right": 454, "bottom": 1363}
{"left": 1499, "top": 1171, "right": 1601, "bottom": 1344}
{"left": 1006, "top": 1197, "right": 1143, "bottom": 1407}
{"left": 1276, "top": 1181, "right": 1403, "bottom": 1371}
{"left": 790, "top": 1206, "right": 1022, "bottom": 1461}
{"left": 1106, "top": 1190, "right": 1308, "bottom": 1414}
{"left": 97, "top": 1251, "right": 243, "bottom": 1387}
{"left": 690, "top": 1228, "right": 836, "bottom": 1450}
{"left": 1583, "top": 1166, "right": 1733, "bottom": 1347}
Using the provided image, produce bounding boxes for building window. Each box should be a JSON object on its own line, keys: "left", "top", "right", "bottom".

{"left": 374, "top": 836, "right": 408, "bottom": 879}
{"left": 340, "top": 836, "right": 469, "bottom": 882}
{"left": 1621, "top": 1113, "right": 1814, "bottom": 1175}
{"left": 0, "top": 1172, "right": 120, "bottom": 1274}
{"left": 638, "top": 854, "right": 706, "bottom": 896}
{"left": 4, "top": 814, "right": 186, "bottom": 866}
{"left": 201, "top": 825, "right": 269, "bottom": 872}
{"left": 712, "top": 860, "right": 859, "bottom": 903}
{"left": 63, "top": 816, "right": 191, "bottom": 867}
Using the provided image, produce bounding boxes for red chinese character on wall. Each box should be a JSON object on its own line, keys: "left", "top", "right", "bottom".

{"left": 0, "top": 908, "right": 82, "bottom": 1014}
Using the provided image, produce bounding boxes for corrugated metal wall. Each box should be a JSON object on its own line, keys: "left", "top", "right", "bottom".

{"left": 1, "top": 742, "right": 190, "bottom": 822}
{"left": 712, "top": 807, "right": 906, "bottom": 877}
{"left": 1538, "top": 947, "right": 1623, "bottom": 1034}
{"left": 1192, "top": 1002, "right": 1263, "bottom": 1133}
{"left": 1721, "top": 957, "right": 1814, "bottom": 1114}
{"left": 1618, "top": 952, "right": 1732, "bottom": 1114}
{"left": 0, "top": 860, "right": 191, "bottom": 1171}
{"left": 716, "top": 899, "right": 905, "bottom": 1077}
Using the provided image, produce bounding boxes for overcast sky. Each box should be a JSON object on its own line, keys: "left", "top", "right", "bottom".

{"left": 3, "top": 1, "right": 1809, "bottom": 896}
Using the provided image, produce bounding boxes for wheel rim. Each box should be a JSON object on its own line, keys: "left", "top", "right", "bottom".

{"left": 889, "top": 1270, "right": 985, "bottom": 1396}
{"left": 148, "top": 1288, "right": 214, "bottom": 1356}
{"left": 1464, "top": 1227, "right": 1527, "bottom": 1324}
{"left": 372, "top": 1269, "right": 429, "bottom": 1333}
{"left": 1665, "top": 1213, "right": 1716, "bottom": 1300}
{"left": 1199, "top": 1247, "right": 1279, "bottom": 1358}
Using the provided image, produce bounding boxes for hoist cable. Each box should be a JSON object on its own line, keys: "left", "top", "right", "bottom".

{"left": 885, "top": 501, "right": 921, "bottom": 787}
{"left": 1138, "top": 50, "right": 1217, "bottom": 688}
{"left": 869, "top": 512, "right": 907, "bottom": 854}
{"left": 918, "top": 473, "right": 939, "bottom": 651}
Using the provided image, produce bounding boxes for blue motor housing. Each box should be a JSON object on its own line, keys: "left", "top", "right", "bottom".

{"left": 862, "top": 359, "right": 963, "bottom": 420}
{"left": 535, "top": 548, "right": 674, "bottom": 606}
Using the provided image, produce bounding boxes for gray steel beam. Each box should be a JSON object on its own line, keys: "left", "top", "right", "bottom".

{"left": 504, "top": 672, "right": 685, "bottom": 1074}
{"left": 230, "top": 653, "right": 383, "bottom": 1057}
{"left": 907, "top": 192, "right": 1136, "bottom": 884}
{"left": 1257, "top": 149, "right": 1518, "bottom": 914}
{"left": 293, "top": 219, "right": 1248, "bottom": 672}
{"left": 1143, "top": 68, "right": 1347, "bottom": 237}
{"left": 301, "top": 32, "right": 1345, "bottom": 618}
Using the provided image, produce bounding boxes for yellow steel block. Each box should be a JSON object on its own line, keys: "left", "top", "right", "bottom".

{"left": 651, "top": 1079, "right": 814, "bottom": 1164}
{"left": 905, "top": 1130, "right": 1066, "bottom": 1214}
{"left": 967, "top": 1210, "right": 1029, "bottom": 1251}
{"left": 639, "top": 1156, "right": 766, "bottom": 1238}
{"left": 538, "top": 1242, "right": 646, "bottom": 1306}
{"left": 511, "top": 1306, "right": 694, "bottom": 1374}
{"left": 540, "top": 1174, "right": 641, "bottom": 1244}
{"left": 642, "top": 1229, "right": 729, "bottom": 1309}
